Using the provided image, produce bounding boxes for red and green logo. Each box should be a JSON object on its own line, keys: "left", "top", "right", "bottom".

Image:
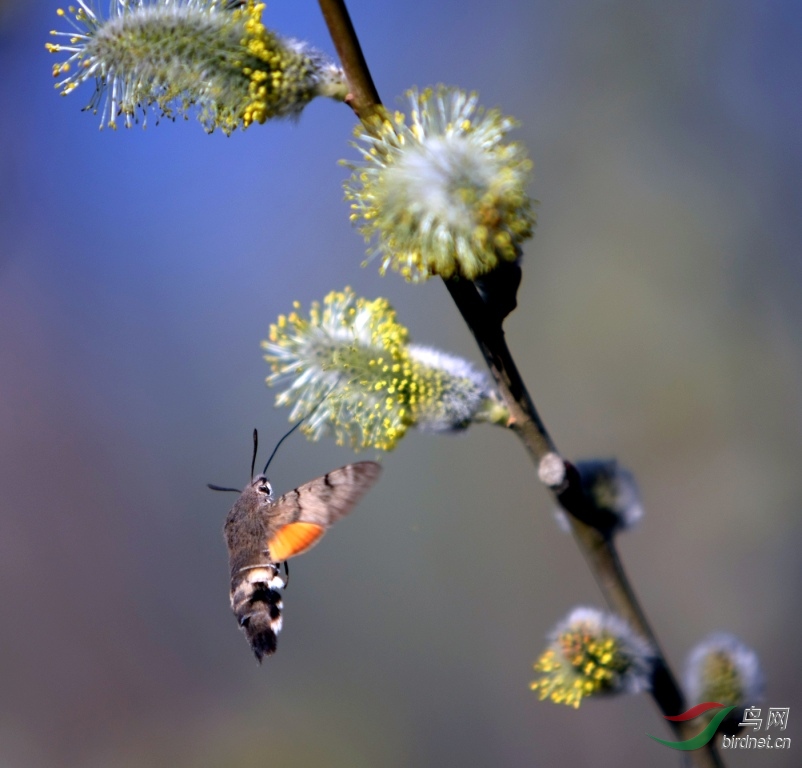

{"left": 648, "top": 702, "right": 736, "bottom": 750}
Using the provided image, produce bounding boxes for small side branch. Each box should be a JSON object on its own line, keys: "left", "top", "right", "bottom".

{"left": 318, "top": 0, "right": 380, "bottom": 119}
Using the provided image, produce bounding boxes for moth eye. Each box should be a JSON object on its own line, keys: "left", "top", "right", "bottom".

{"left": 258, "top": 482, "right": 272, "bottom": 496}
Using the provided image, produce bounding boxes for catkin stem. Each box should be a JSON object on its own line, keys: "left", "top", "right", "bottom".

{"left": 317, "top": 0, "right": 380, "bottom": 119}
{"left": 318, "top": 1, "right": 725, "bottom": 764}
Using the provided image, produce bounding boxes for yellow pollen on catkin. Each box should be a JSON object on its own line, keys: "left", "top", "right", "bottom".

{"left": 344, "top": 86, "right": 535, "bottom": 281}
{"left": 530, "top": 624, "right": 643, "bottom": 708}
{"left": 47, "top": 0, "right": 344, "bottom": 133}
{"left": 263, "top": 287, "right": 495, "bottom": 450}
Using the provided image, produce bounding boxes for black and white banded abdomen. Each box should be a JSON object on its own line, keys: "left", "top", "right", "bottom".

{"left": 230, "top": 564, "right": 286, "bottom": 662}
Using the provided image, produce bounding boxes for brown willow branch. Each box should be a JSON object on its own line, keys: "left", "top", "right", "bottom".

{"left": 453, "top": 287, "right": 724, "bottom": 765}
{"left": 317, "top": 1, "right": 724, "bottom": 765}
{"left": 443, "top": 279, "right": 725, "bottom": 766}
{"left": 317, "top": 0, "right": 380, "bottom": 120}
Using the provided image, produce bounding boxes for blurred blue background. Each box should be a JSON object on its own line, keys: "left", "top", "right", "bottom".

{"left": 0, "top": 1, "right": 800, "bottom": 766}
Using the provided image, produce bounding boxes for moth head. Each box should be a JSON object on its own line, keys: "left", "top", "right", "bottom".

{"left": 251, "top": 474, "right": 274, "bottom": 500}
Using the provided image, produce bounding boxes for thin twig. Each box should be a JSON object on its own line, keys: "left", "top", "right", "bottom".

{"left": 317, "top": 1, "right": 724, "bottom": 765}
{"left": 318, "top": 0, "right": 380, "bottom": 120}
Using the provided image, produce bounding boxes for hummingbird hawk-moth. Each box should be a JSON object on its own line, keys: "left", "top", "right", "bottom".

{"left": 214, "top": 433, "right": 381, "bottom": 661}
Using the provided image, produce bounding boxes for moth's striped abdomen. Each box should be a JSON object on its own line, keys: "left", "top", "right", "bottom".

{"left": 230, "top": 565, "right": 285, "bottom": 661}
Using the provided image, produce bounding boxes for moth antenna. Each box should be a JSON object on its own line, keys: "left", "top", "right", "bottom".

{"left": 251, "top": 428, "right": 258, "bottom": 480}
{"left": 207, "top": 484, "right": 241, "bottom": 493}
{"left": 262, "top": 388, "right": 335, "bottom": 475}
{"left": 262, "top": 418, "right": 305, "bottom": 475}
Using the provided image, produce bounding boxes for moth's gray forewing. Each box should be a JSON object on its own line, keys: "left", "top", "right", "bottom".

{"left": 269, "top": 460, "right": 383, "bottom": 529}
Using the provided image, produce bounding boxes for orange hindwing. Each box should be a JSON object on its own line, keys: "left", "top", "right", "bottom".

{"left": 268, "top": 522, "right": 326, "bottom": 561}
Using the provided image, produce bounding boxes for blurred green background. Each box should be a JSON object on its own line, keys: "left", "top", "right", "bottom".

{"left": 1, "top": 1, "right": 800, "bottom": 766}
